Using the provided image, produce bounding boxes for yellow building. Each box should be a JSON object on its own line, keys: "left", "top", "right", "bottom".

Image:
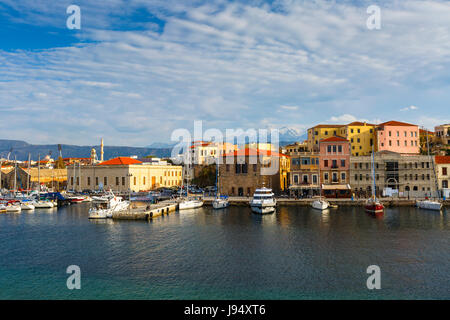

{"left": 346, "top": 122, "right": 377, "bottom": 156}
{"left": 307, "top": 122, "right": 376, "bottom": 156}
{"left": 67, "top": 157, "right": 182, "bottom": 192}
{"left": 307, "top": 125, "right": 346, "bottom": 152}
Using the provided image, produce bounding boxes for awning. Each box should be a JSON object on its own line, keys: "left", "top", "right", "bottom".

{"left": 289, "top": 185, "right": 320, "bottom": 189}
{"left": 321, "top": 184, "right": 351, "bottom": 190}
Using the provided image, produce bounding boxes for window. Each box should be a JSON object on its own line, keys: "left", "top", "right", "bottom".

{"left": 71, "top": 177, "right": 74, "bottom": 186}
{"left": 355, "top": 174, "right": 358, "bottom": 181}
{"left": 122, "top": 177, "right": 125, "bottom": 185}
{"left": 104, "top": 177, "right": 107, "bottom": 186}
{"left": 341, "top": 172, "right": 346, "bottom": 182}
{"left": 333, "top": 145, "right": 337, "bottom": 153}
{"left": 87, "top": 177, "right": 91, "bottom": 186}
{"left": 325, "top": 131, "right": 328, "bottom": 135}
{"left": 134, "top": 177, "right": 137, "bottom": 185}
{"left": 327, "top": 145, "right": 332, "bottom": 152}
{"left": 332, "top": 172, "right": 338, "bottom": 182}
{"left": 338, "top": 145, "right": 342, "bottom": 153}
{"left": 443, "top": 180, "right": 448, "bottom": 188}
{"left": 443, "top": 167, "right": 448, "bottom": 176}
{"left": 293, "top": 175, "right": 299, "bottom": 184}
{"left": 312, "top": 175, "right": 318, "bottom": 184}
{"left": 116, "top": 177, "right": 119, "bottom": 185}
{"left": 357, "top": 129, "right": 360, "bottom": 133}
{"left": 324, "top": 160, "right": 329, "bottom": 167}
{"left": 143, "top": 177, "right": 146, "bottom": 185}
{"left": 389, "top": 140, "right": 392, "bottom": 146}
{"left": 357, "top": 138, "right": 360, "bottom": 143}
{"left": 324, "top": 173, "right": 329, "bottom": 181}
{"left": 96, "top": 177, "right": 99, "bottom": 185}
{"left": 332, "top": 160, "right": 337, "bottom": 168}
{"left": 341, "top": 159, "right": 345, "bottom": 167}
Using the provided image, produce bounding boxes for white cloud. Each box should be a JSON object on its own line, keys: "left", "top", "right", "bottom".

{"left": 400, "top": 105, "right": 419, "bottom": 111}
{"left": 1, "top": 0, "right": 450, "bottom": 145}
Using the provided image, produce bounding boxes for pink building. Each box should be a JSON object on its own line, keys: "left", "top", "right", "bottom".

{"left": 319, "top": 136, "right": 351, "bottom": 197}
{"left": 376, "top": 121, "right": 419, "bottom": 154}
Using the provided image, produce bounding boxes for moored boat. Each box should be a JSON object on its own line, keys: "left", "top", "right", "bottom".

{"left": 89, "top": 190, "right": 129, "bottom": 219}
{"left": 365, "top": 147, "right": 384, "bottom": 215}
{"left": 312, "top": 197, "right": 329, "bottom": 210}
{"left": 250, "top": 187, "right": 276, "bottom": 214}
{"left": 179, "top": 197, "right": 204, "bottom": 210}
{"left": 416, "top": 199, "right": 442, "bottom": 211}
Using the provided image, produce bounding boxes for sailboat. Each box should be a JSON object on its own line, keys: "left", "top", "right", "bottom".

{"left": 312, "top": 144, "right": 329, "bottom": 210}
{"left": 212, "top": 157, "right": 229, "bottom": 209}
{"left": 364, "top": 148, "right": 384, "bottom": 215}
{"left": 20, "top": 154, "right": 35, "bottom": 211}
{"left": 416, "top": 128, "right": 442, "bottom": 211}
{"left": 179, "top": 171, "right": 203, "bottom": 210}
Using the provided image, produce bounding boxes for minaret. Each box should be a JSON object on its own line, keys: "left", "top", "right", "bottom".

{"left": 100, "top": 138, "right": 104, "bottom": 162}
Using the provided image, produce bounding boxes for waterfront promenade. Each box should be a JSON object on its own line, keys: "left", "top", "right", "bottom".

{"left": 203, "top": 196, "right": 450, "bottom": 207}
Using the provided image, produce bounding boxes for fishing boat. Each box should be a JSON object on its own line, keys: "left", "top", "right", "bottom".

{"left": 212, "top": 158, "right": 229, "bottom": 209}
{"left": 250, "top": 187, "right": 276, "bottom": 214}
{"left": 88, "top": 190, "right": 129, "bottom": 219}
{"left": 365, "top": 147, "right": 384, "bottom": 215}
{"left": 416, "top": 128, "right": 442, "bottom": 211}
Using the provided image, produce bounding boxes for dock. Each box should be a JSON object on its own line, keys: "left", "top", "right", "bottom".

{"left": 111, "top": 200, "right": 178, "bottom": 220}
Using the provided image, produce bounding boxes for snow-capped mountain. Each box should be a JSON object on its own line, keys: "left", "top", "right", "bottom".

{"left": 277, "top": 126, "right": 306, "bottom": 143}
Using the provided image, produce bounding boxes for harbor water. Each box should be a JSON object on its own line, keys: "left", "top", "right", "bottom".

{"left": 0, "top": 204, "right": 449, "bottom": 299}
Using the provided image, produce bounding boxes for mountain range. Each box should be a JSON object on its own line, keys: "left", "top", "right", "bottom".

{"left": 0, "top": 140, "right": 172, "bottom": 161}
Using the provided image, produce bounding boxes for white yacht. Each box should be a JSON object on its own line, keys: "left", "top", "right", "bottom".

{"left": 249, "top": 187, "right": 276, "bottom": 214}
{"left": 34, "top": 200, "right": 54, "bottom": 208}
{"left": 89, "top": 190, "right": 129, "bottom": 219}
{"left": 0, "top": 203, "right": 6, "bottom": 212}
{"left": 6, "top": 202, "right": 22, "bottom": 213}
{"left": 20, "top": 200, "right": 35, "bottom": 210}
{"left": 312, "top": 197, "right": 330, "bottom": 210}
{"left": 416, "top": 199, "right": 442, "bottom": 211}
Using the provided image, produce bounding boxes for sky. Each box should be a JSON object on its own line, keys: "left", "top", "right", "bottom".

{"left": 0, "top": 0, "right": 450, "bottom": 147}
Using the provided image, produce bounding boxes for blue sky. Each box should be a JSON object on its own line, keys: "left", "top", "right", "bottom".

{"left": 1, "top": 0, "right": 450, "bottom": 146}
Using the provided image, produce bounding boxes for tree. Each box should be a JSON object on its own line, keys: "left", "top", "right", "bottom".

{"left": 192, "top": 165, "right": 215, "bottom": 188}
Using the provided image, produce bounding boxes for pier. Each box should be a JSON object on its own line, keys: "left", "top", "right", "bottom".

{"left": 111, "top": 200, "right": 178, "bottom": 220}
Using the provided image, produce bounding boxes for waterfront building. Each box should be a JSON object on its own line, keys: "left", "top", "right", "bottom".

{"left": 350, "top": 151, "right": 437, "bottom": 198}
{"left": 307, "top": 122, "right": 376, "bottom": 156}
{"left": 219, "top": 148, "right": 290, "bottom": 196}
{"left": 434, "top": 124, "right": 450, "bottom": 146}
{"left": 307, "top": 124, "right": 346, "bottom": 152}
{"left": 287, "top": 149, "right": 320, "bottom": 198}
{"left": 284, "top": 141, "right": 308, "bottom": 154}
{"left": 319, "top": 136, "right": 351, "bottom": 198}
{"left": 376, "top": 121, "right": 420, "bottom": 154}
{"left": 346, "top": 122, "right": 377, "bottom": 156}
{"left": 67, "top": 156, "right": 182, "bottom": 192}
{"left": 435, "top": 156, "right": 450, "bottom": 197}
{"left": 184, "top": 141, "right": 236, "bottom": 183}
{"left": 3, "top": 167, "right": 67, "bottom": 191}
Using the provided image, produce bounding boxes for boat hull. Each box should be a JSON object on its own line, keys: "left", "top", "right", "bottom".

{"left": 416, "top": 200, "right": 442, "bottom": 211}
{"left": 311, "top": 200, "right": 329, "bottom": 210}
{"left": 179, "top": 201, "right": 204, "bottom": 210}
{"left": 364, "top": 204, "right": 384, "bottom": 214}
{"left": 212, "top": 200, "right": 229, "bottom": 209}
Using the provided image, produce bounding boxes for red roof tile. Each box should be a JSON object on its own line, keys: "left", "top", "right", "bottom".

{"left": 98, "top": 157, "right": 142, "bottom": 165}
{"left": 378, "top": 120, "right": 417, "bottom": 127}
{"left": 435, "top": 156, "right": 450, "bottom": 164}
{"left": 320, "top": 136, "right": 349, "bottom": 143}
{"left": 223, "top": 148, "right": 288, "bottom": 158}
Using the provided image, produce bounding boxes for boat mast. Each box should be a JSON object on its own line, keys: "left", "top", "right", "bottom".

{"left": 38, "top": 154, "right": 41, "bottom": 192}
{"left": 27, "top": 153, "right": 31, "bottom": 196}
{"left": 14, "top": 155, "right": 17, "bottom": 195}
{"left": 78, "top": 161, "right": 81, "bottom": 193}
{"left": 317, "top": 141, "right": 322, "bottom": 198}
{"left": 425, "top": 127, "right": 439, "bottom": 200}
{"left": 371, "top": 146, "right": 376, "bottom": 199}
